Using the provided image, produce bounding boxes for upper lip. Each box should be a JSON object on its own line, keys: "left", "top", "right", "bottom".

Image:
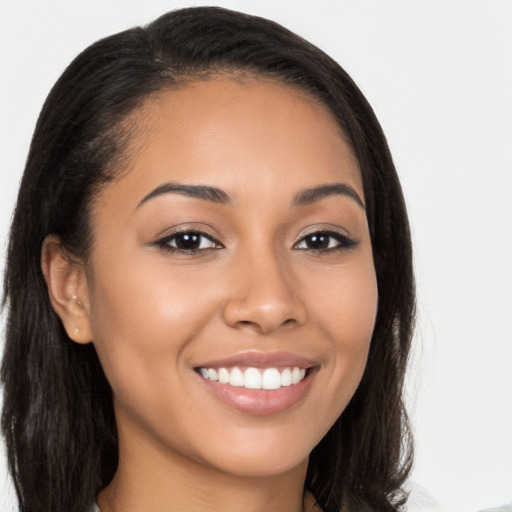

{"left": 195, "top": 351, "right": 317, "bottom": 369}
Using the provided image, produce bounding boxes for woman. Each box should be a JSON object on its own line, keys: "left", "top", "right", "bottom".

{"left": 1, "top": 6, "right": 415, "bottom": 512}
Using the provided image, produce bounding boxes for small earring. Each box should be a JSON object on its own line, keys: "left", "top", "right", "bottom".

{"left": 74, "top": 327, "right": 79, "bottom": 335}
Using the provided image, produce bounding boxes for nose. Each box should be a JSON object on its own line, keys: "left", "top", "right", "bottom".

{"left": 222, "top": 247, "right": 307, "bottom": 335}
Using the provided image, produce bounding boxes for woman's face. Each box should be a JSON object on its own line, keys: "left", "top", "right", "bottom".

{"left": 82, "top": 78, "right": 378, "bottom": 478}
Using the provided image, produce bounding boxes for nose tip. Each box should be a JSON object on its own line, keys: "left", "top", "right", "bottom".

{"left": 222, "top": 258, "right": 307, "bottom": 334}
{"left": 223, "top": 299, "right": 303, "bottom": 334}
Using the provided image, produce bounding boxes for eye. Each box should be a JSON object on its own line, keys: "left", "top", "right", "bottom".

{"left": 294, "top": 230, "right": 357, "bottom": 252}
{"left": 155, "top": 230, "right": 222, "bottom": 253}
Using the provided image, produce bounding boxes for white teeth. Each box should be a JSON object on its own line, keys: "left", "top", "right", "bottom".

{"left": 218, "top": 367, "right": 230, "bottom": 383}
{"left": 292, "top": 367, "right": 302, "bottom": 384}
{"left": 244, "top": 367, "right": 262, "bottom": 389}
{"left": 281, "top": 368, "right": 292, "bottom": 387}
{"left": 198, "top": 365, "right": 308, "bottom": 390}
{"left": 262, "top": 368, "right": 281, "bottom": 389}
{"left": 229, "top": 367, "right": 244, "bottom": 387}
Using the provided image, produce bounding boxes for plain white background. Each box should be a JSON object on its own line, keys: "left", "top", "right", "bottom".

{"left": 1, "top": 1, "right": 511, "bottom": 511}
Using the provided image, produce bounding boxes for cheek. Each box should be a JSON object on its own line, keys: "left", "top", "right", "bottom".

{"left": 306, "top": 255, "right": 378, "bottom": 343}
{"left": 85, "top": 257, "right": 219, "bottom": 404}
{"left": 305, "top": 257, "right": 378, "bottom": 404}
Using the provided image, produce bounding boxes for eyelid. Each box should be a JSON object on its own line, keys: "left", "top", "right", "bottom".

{"left": 154, "top": 223, "right": 221, "bottom": 241}
{"left": 298, "top": 224, "right": 350, "bottom": 238}
{"left": 295, "top": 224, "right": 354, "bottom": 244}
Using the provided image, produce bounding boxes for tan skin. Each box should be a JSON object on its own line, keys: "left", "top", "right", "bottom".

{"left": 42, "top": 78, "right": 378, "bottom": 512}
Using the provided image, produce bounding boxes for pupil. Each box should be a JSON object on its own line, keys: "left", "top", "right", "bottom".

{"left": 176, "top": 233, "right": 200, "bottom": 250}
{"left": 307, "top": 234, "right": 329, "bottom": 249}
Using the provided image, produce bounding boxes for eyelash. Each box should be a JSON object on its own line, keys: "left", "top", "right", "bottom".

{"left": 154, "top": 229, "right": 222, "bottom": 254}
{"left": 294, "top": 230, "right": 357, "bottom": 254}
{"left": 154, "top": 229, "right": 357, "bottom": 255}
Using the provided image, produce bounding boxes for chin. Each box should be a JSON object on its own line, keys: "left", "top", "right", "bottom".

{"left": 195, "top": 431, "right": 314, "bottom": 479}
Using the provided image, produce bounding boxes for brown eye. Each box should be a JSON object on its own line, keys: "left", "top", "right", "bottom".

{"left": 173, "top": 233, "right": 204, "bottom": 250}
{"left": 302, "top": 234, "right": 331, "bottom": 250}
{"left": 295, "top": 231, "right": 357, "bottom": 252}
{"left": 156, "top": 230, "right": 221, "bottom": 253}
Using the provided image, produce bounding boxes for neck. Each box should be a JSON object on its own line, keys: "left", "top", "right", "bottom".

{"left": 97, "top": 413, "right": 311, "bottom": 512}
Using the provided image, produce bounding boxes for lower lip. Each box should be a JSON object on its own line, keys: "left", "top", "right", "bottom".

{"left": 197, "top": 369, "right": 316, "bottom": 416}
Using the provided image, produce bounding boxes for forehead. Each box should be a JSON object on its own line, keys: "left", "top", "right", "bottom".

{"left": 101, "top": 77, "right": 363, "bottom": 209}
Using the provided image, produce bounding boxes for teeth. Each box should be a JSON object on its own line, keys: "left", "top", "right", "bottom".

{"left": 229, "top": 367, "right": 244, "bottom": 387}
{"left": 244, "top": 367, "right": 262, "bottom": 389}
{"left": 292, "top": 367, "right": 302, "bottom": 384}
{"left": 198, "top": 366, "right": 308, "bottom": 390}
{"left": 262, "top": 368, "right": 281, "bottom": 390}
{"left": 218, "top": 367, "right": 230, "bottom": 383}
{"left": 281, "top": 368, "right": 292, "bottom": 387}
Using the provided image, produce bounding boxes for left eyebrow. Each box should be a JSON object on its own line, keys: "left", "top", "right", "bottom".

{"left": 136, "top": 182, "right": 234, "bottom": 209}
{"left": 292, "top": 183, "right": 365, "bottom": 209}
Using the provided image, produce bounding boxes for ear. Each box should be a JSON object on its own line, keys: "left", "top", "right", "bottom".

{"left": 41, "top": 235, "right": 93, "bottom": 344}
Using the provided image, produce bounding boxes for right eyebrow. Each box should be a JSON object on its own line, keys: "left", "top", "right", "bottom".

{"left": 292, "top": 183, "right": 365, "bottom": 209}
{"left": 136, "top": 182, "right": 234, "bottom": 210}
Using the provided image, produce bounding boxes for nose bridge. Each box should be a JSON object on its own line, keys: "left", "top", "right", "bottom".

{"left": 222, "top": 240, "right": 305, "bottom": 333}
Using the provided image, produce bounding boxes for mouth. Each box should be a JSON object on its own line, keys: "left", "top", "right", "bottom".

{"left": 194, "top": 352, "right": 317, "bottom": 415}
{"left": 197, "top": 366, "right": 307, "bottom": 390}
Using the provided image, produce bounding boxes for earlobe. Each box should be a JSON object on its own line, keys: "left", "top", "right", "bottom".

{"left": 41, "top": 235, "right": 93, "bottom": 344}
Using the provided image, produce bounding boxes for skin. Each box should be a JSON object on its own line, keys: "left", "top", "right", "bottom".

{"left": 42, "top": 78, "right": 378, "bottom": 512}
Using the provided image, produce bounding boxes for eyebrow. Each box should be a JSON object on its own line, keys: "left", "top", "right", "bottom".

{"left": 137, "top": 182, "right": 234, "bottom": 209}
{"left": 292, "top": 183, "right": 365, "bottom": 209}
{"left": 136, "top": 181, "right": 365, "bottom": 210}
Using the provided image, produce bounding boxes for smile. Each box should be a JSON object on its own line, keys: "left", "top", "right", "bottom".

{"left": 198, "top": 366, "right": 307, "bottom": 390}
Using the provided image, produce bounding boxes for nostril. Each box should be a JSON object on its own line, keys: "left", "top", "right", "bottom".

{"left": 233, "top": 316, "right": 299, "bottom": 334}
{"left": 222, "top": 289, "right": 307, "bottom": 334}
